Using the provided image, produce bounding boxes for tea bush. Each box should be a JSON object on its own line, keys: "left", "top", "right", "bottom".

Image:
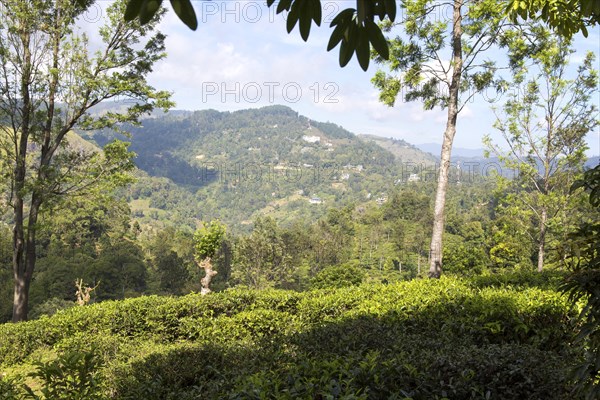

{"left": 0, "top": 373, "right": 22, "bottom": 400}
{"left": 24, "top": 348, "right": 105, "bottom": 400}
{"left": 0, "top": 275, "right": 582, "bottom": 399}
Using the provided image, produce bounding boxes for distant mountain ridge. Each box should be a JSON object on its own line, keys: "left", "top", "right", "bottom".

{"left": 359, "top": 135, "right": 436, "bottom": 165}
{"left": 416, "top": 143, "right": 599, "bottom": 168}
{"left": 415, "top": 143, "right": 486, "bottom": 159}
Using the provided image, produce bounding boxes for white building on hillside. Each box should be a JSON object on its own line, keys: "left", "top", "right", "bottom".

{"left": 302, "top": 135, "right": 320, "bottom": 143}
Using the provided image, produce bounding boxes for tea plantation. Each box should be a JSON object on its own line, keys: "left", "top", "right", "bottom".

{"left": 0, "top": 274, "right": 583, "bottom": 399}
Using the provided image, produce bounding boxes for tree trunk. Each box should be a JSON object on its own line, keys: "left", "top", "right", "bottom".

{"left": 12, "top": 186, "right": 27, "bottom": 322}
{"left": 12, "top": 26, "right": 33, "bottom": 322}
{"left": 12, "top": 188, "right": 28, "bottom": 322}
{"left": 12, "top": 199, "right": 39, "bottom": 323}
{"left": 12, "top": 196, "right": 41, "bottom": 322}
{"left": 199, "top": 257, "right": 217, "bottom": 295}
{"left": 537, "top": 207, "right": 547, "bottom": 273}
{"left": 12, "top": 273, "right": 30, "bottom": 322}
{"left": 429, "top": 0, "right": 463, "bottom": 279}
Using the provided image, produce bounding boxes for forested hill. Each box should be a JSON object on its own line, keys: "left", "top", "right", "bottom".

{"left": 82, "top": 105, "right": 435, "bottom": 231}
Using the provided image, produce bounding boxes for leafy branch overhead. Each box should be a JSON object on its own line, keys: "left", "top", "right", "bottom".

{"left": 123, "top": 0, "right": 397, "bottom": 71}
{"left": 506, "top": 0, "right": 600, "bottom": 37}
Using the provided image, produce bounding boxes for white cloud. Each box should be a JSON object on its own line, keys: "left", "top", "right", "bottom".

{"left": 460, "top": 105, "right": 474, "bottom": 118}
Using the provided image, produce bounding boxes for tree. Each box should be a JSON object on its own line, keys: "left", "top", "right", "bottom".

{"left": 310, "top": 263, "right": 365, "bottom": 289}
{"left": 88, "top": 240, "right": 147, "bottom": 300}
{"left": 23, "top": 192, "right": 136, "bottom": 309}
{"left": 310, "top": 207, "right": 354, "bottom": 273}
{"left": 484, "top": 27, "right": 598, "bottom": 272}
{"left": 488, "top": 205, "right": 535, "bottom": 270}
{"left": 372, "top": 0, "right": 507, "bottom": 278}
{"left": 145, "top": 227, "right": 190, "bottom": 295}
{"left": 0, "top": 0, "right": 172, "bottom": 321}
{"left": 193, "top": 220, "right": 226, "bottom": 294}
{"left": 232, "top": 217, "right": 295, "bottom": 289}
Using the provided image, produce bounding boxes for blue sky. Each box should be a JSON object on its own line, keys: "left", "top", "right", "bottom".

{"left": 84, "top": 1, "right": 600, "bottom": 156}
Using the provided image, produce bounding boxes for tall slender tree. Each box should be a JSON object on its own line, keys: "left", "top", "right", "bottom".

{"left": 372, "top": 0, "right": 507, "bottom": 277}
{"left": 0, "top": 0, "right": 172, "bottom": 321}
{"left": 485, "top": 26, "right": 598, "bottom": 272}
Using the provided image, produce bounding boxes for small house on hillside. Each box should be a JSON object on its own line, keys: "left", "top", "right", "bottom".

{"left": 302, "top": 135, "right": 320, "bottom": 143}
{"left": 309, "top": 196, "right": 322, "bottom": 204}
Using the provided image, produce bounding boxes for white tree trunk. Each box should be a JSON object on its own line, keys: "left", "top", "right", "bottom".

{"left": 537, "top": 208, "right": 547, "bottom": 273}
{"left": 429, "top": 0, "right": 463, "bottom": 278}
{"left": 199, "top": 257, "right": 217, "bottom": 295}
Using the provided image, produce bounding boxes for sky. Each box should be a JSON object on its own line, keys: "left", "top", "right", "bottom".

{"left": 83, "top": 1, "right": 600, "bottom": 156}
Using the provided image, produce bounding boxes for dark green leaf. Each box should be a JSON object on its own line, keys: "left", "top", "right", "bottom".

{"left": 541, "top": 3, "right": 549, "bottom": 20}
{"left": 346, "top": 19, "right": 358, "bottom": 49}
{"left": 277, "top": 0, "right": 293, "bottom": 14}
{"left": 339, "top": 39, "right": 353, "bottom": 67}
{"left": 327, "top": 24, "right": 346, "bottom": 51}
{"left": 330, "top": 8, "right": 355, "bottom": 27}
{"left": 310, "top": 0, "right": 322, "bottom": 25}
{"left": 582, "top": 0, "right": 593, "bottom": 15}
{"left": 139, "top": 0, "right": 162, "bottom": 25}
{"left": 356, "top": 27, "right": 370, "bottom": 71}
{"left": 124, "top": 0, "right": 145, "bottom": 21}
{"left": 286, "top": 3, "right": 300, "bottom": 34}
{"left": 384, "top": 0, "right": 396, "bottom": 21}
{"left": 366, "top": 19, "right": 388, "bottom": 59}
{"left": 299, "top": 2, "right": 312, "bottom": 41}
{"left": 170, "top": 0, "right": 197, "bottom": 30}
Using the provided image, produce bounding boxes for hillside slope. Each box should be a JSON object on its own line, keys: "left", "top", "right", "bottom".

{"left": 83, "top": 105, "right": 435, "bottom": 230}
{"left": 359, "top": 134, "right": 436, "bottom": 165}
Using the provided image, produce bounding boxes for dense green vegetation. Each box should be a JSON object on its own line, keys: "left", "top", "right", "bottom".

{"left": 1, "top": 157, "right": 594, "bottom": 321}
{"left": 0, "top": 273, "right": 582, "bottom": 399}
{"left": 1, "top": 102, "right": 596, "bottom": 396}
{"left": 2, "top": 0, "right": 599, "bottom": 396}
{"left": 1, "top": 106, "right": 596, "bottom": 396}
{"left": 0, "top": 0, "right": 172, "bottom": 322}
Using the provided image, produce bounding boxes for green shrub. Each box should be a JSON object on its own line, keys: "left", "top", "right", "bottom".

{"left": 230, "top": 344, "right": 572, "bottom": 400}
{"left": 0, "top": 276, "right": 583, "bottom": 398}
{"left": 562, "top": 164, "right": 600, "bottom": 400}
{"left": 21, "top": 348, "right": 104, "bottom": 400}
{"left": 0, "top": 373, "right": 23, "bottom": 400}
{"left": 310, "top": 263, "right": 366, "bottom": 289}
{"left": 29, "top": 298, "right": 75, "bottom": 320}
{"left": 106, "top": 342, "right": 260, "bottom": 400}
{"left": 467, "top": 269, "right": 565, "bottom": 290}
